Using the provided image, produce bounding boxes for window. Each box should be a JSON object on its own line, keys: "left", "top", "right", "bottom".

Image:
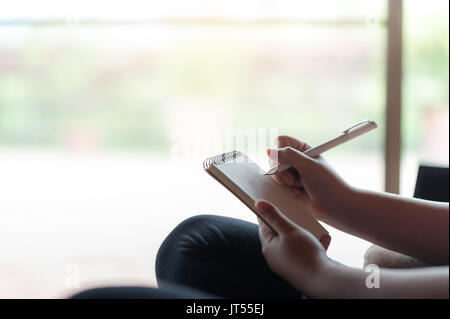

{"left": 401, "top": 0, "right": 449, "bottom": 195}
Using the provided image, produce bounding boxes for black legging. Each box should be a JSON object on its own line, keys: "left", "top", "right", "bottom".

{"left": 72, "top": 215, "right": 304, "bottom": 299}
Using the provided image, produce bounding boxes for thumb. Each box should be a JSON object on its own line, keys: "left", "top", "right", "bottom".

{"left": 268, "top": 147, "right": 315, "bottom": 172}
{"left": 255, "top": 200, "right": 296, "bottom": 235}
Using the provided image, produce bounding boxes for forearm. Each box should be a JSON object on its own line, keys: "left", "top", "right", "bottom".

{"left": 323, "top": 187, "right": 449, "bottom": 264}
{"left": 305, "top": 263, "right": 449, "bottom": 299}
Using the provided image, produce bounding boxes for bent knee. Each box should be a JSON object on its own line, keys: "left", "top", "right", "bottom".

{"left": 172, "top": 214, "right": 225, "bottom": 233}
{"left": 155, "top": 215, "right": 228, "bottom": 271}
{"left": 157, "top": 214, "right": 228, "bottom": 252}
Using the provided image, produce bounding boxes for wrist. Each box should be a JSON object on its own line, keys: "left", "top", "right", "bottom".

{"left": 301, "top": 257, "right": 346, "bottom": 298}
{"left": 319, "top": 182, "right": 356, "bottom": 225}
{"left": 290, "top": 254, "right": 334, "bottom": 297}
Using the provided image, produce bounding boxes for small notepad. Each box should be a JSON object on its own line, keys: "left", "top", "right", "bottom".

{"left": 203, "top": 151, "right": 328, "bottom": 239}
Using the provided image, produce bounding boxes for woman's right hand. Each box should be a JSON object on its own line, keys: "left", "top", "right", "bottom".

{"left": 268, "top": 135, "right": 353, "bottom": 223}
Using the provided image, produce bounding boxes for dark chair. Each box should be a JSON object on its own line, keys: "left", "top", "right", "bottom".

{"left": 413, "top": 165, "right": 449, "bottom": 203}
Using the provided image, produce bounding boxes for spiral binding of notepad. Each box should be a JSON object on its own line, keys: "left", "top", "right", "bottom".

{"left": 203, "top": 150, "right": 243, "bottom": 170}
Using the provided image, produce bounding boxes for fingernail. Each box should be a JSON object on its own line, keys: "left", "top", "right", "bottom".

{"left": 255, "top": 199, "right": 265, "bottom": 208}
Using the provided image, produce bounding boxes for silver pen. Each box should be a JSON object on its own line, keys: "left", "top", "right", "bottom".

{"left": 264, "top": 120, "right": 378, "bottom": 175}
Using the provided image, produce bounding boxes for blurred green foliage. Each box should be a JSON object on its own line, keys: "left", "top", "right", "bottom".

{"left": 0, "top": 1, "right": 447, "bottom": 153}
{"left": 403, "top": 0, "right": 449, "bottom": 150}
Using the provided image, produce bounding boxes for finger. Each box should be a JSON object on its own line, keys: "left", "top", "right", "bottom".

{"left": 275, "top": 135, "right": 311, "bottom": 152}
{"left": 283, "top": 184, "right": 310, "bottom": 203}
{"left": 257, "top": 216, "right": 276, "bottom": 237}
{"left": 255, "top": 200, "right": 297, "bottom": 234}
{"left": 267, "top": 148, "right": 277, "bottom": 168}
{"left": 257, "top": 217, "right": 276, "bottom": 247}
{"left": 268, "top": 147, "right": 315, "bottom": 172}
{"left": 273, "top": 167, "right": 303, "bottom": 188}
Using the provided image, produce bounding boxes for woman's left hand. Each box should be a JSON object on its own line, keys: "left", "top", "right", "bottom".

{"left": 255, "top": 200, "right": 332, "bottom": 294}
